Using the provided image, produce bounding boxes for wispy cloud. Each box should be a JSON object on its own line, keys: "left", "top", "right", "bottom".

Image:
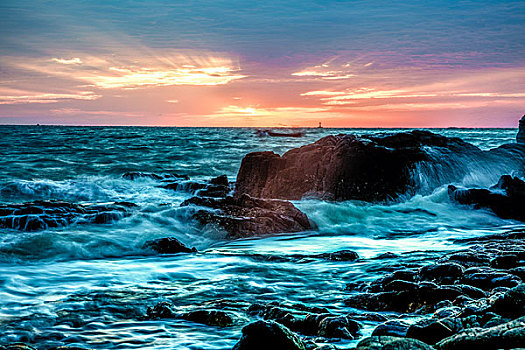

{"left": 300, "top": 66, "right": 525, "bottom": 112}
{"left": 0, "top": 90, "right": 100, "bottom": 105}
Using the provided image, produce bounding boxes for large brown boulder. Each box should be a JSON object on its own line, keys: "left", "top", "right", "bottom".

{"left": 181, "top": 194, "right": 313, "bottom": 238}
{"left": 236, "top": 131, "right": 480, "bottom": 201}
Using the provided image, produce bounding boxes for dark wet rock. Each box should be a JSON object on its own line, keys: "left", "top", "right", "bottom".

{"left": 374, "top": 252, "right": 401, "bottom": 259}
{"left": 490, "top": 284, "right": 525, "bottom": 318}
{"left": 440, "top": 251, "right": 491, "bottom": 267}
{"left": 0, "top": 200, "right": 136, "bottom": 231}
{"left": 317, "top": 250, "right": 359, "bottom": 261}
{"left": 461, "top": 270, "right": 522, "bottom": 290}
{"left": 247, "top": 302, "right": 360, "bottom": 339}
{"left": 407, "top": 317, "right": 463, "bottom": 345}
{"left": 145, "top": 302, "right": 233, "bottom": 326}
{"left": 210, "top": 175, "right": 229, "bottom": 186}
{"left": 314, "top": 315, "right": 361, "bottom": 339}
{"left": 448, "top": 175, "right": 525, "bottom": 221}
{"left": 383, "top": 280, "right": 419, "bottom": 292}
{"left": 345, "top": 284, "right": 463, "bottom": 313}
{"left": 236, "top": 130, "right": 480, "bottom": 202}
{"left": 435, "top": 316, "right": 525, "bottom": 350}
{"left": 445, "top": 284, "right": 487, "bottom": 299}
{"left": 356, "top": 336, "right": 434, "bottom": 350}
{"left": 181, "top": 194, "right": 313, "bottom": 238}
{"left": 372, "top": 320, "right": 410, "bottom": 337}
{"left": 367, "top": 270, "right": 418, "bottom": 293}
{"left": 163, "top": 181, "right": 231, "bottom": 198}
{"left": 518, "top": 114, "right": 525, "bottom": 144}
{"left": 145, "top": 301, "right": 175, "bottom": 319}
{"left": 122, "top": 171, "right": 189, "bottom": 181}
{"left": 143, "top": 237, "right": 197, "bottom": 254}
{"left": 434, "top": 306, "right": 462, "bottom": 319}
{"left": 232, "top": 320, "right": 306, "bottom": 350}
{"left": 490, "top": 254, "right": 519, "bottom": 269}
{"left": 160, "top": 174, "right": 231, "bottom": 198}
{"left": 509, "top": 266, "right": 525, "bottom": 280}
{"left": 181, "top": 310, "right": 233, "bottom": 327}
{"left": 418, "top": 263, "right": 464, "bottom": 284}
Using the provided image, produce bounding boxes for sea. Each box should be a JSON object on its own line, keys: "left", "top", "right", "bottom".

{"left": 0, "top": 125, "right": 523, "bottom": 349}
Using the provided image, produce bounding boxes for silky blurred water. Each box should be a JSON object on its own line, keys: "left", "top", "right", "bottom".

{"left": 0, "top": 125, "right": 522, "bottom": 349}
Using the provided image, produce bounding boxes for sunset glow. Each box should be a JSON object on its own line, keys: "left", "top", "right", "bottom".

{"left": 1, "top": 1, "right": 524, "bottom": 127}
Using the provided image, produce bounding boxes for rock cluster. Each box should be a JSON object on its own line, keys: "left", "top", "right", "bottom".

{"left": 228, "top": 232, "right": 525, "bottom": 349}
{"left": 0, "top": 200, "right": 136, "bottom": 231}
{"left": 449, "top": 175, "right": 525, "bottom": 221}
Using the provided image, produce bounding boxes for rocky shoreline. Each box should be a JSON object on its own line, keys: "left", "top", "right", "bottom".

{"left": 3, "top": 230, "right": 525, "bottom": 350}
{"left": 1, "top": 120, "right": 524, "bottom": 349}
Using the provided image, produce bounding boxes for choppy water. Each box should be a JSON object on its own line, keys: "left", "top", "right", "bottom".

{"left": 0, "top": 125, "right": 523, "bottom": 349}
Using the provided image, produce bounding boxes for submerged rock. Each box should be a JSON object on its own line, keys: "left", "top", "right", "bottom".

{"left": 232, "top": 320, "right": 306, "bottom": 350}
{"left": 181, "top": 310, "right": 233, "bottom": 327}
{"left": 235, "top": 130, "right": 480, "bottom": 202}
{"left": 448, "top": 175, "right": 525, "bottom": 221}
{"left": 181, "top": 194, "right": 314, "bottom": 238}
{"left": 435, "top": 316, "right": 525, "bottom": 350}
{"left": 0, "top": 200, "right": 136, "bottom": 231}
{"left": 143, "top": 237, "right": 197, "bottom": 254}
{"left": 161, "top": 174, "right": 232, "bottom": 198}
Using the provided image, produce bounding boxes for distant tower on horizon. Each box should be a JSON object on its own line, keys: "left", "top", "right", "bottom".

{"left": 518, "top": 115, "right": 525, "bottom": 144}
{"left": 318, "top": 122, "right": 323, "bottom": 128}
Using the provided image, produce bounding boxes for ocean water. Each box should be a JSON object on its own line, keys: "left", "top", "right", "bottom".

{"left": 0, "top": 125, "right": 523, "bottom": 349}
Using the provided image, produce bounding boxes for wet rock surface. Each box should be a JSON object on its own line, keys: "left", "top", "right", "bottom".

{"left": 247, "top": 302, "right": 361, "bottom": 339}
{"left": 0, "top": 200, "right": 137, "bottom": 231}
{"left": 181, "top": 193, "right": 314, "bottom": 238}
{"left": 232, "top": 320, "right": 306, "bottom": 350}
{"left": 143, "top": 237, "right": 197, "bottom": 254}
{"left": 435, "top": 316, "right": 525, "bottom": 350}
{"left": 145, "top": 301, "right": 234, "bottom": 327}
{"left": 235, "top": 131, "right": 481, "bottom": 202}
{"left": 448, "top": 175, "right": 525, "bottom": 221}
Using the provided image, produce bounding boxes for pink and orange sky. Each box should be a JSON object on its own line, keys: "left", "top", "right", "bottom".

{"left": 1, "top": 0, "right": 524, "bottom": 127}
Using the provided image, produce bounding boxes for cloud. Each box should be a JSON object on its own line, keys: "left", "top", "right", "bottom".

{"left": 300, "top": 66, "right": 525, "bottom": 112}
{"left": 0, "top": 90, "right": 100, "bottom": 105}
{"left": 50, "top": 108, "right": 141, "bottom": 117}
{"left": 52, "top": 57, "right": 82, "bottom": 65}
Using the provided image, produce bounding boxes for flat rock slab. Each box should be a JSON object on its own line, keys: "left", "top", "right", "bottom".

{"left": 181, "top": 194, "right": 314, "bottom": 238}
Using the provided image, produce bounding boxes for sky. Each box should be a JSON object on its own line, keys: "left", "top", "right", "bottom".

{"left": 1, "top": 0, "right": 524, "bottom": 127}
